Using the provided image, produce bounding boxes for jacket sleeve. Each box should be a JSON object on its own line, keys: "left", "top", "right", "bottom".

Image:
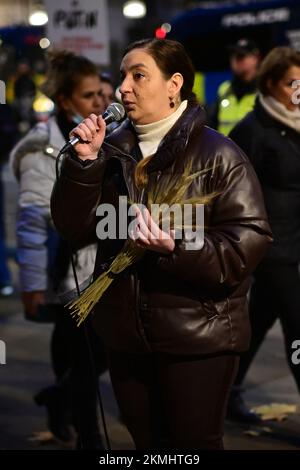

{"left": 157, "top": 144, "right": 273, "bottom": 299}
{"left": 17, "top": 205, "right": 49, "bottom": 292}
{"left": 50, "top": 151, "right": 107, "bottom": 249}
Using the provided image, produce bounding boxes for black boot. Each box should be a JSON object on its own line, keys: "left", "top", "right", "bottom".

{"left": 226, "top": 386, "right": 262, "bottom": 424}
{"left": 34, "top": 385, "right": 72, "bottom": 442}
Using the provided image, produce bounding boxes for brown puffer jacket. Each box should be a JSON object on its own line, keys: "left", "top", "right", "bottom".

{"left": 51, "top": 104, "right": 272, "bottom": 355}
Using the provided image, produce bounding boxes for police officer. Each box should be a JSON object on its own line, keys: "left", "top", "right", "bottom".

{"left": 211, "top": 39, "right": 261, "bottom": 136}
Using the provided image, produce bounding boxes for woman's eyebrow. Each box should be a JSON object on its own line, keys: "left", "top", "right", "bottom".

{"left": 120, "top": 63, "right": 148, "bottom": 73}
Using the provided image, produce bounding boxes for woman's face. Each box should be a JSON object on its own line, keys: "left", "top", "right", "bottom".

{"left": 119, "top": 48, "right": 182, "bottom": 125}
{"left": 62, "top": 75, "right": 104, "bottom": 119}
{"left": 268, "top": 65, "right": 300, "bottom": 111}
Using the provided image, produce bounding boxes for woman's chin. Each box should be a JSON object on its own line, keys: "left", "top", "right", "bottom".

{"left": 127, "top": 110, "right": 140, "bottom": 123}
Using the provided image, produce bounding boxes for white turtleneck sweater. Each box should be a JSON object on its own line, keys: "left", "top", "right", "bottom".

{"left": 133, "top": 100, "right": 188, "bottom": 158}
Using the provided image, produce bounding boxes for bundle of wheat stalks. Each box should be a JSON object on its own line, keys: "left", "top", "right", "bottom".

{"left": 68, "top": 162, "right": 217, "bottom": 326}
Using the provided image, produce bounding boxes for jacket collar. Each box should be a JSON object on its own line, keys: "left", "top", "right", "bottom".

{"left": 105, "top": 104, "right": 206, "bottom": 172}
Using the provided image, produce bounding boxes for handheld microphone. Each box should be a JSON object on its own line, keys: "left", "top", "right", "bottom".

{"left": 65, "top": 102, "right": 125, "bottom": 149}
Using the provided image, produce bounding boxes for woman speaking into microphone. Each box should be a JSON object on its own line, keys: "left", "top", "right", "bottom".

{"left": 51, "top": 39, "right": 272, "bottom": 449}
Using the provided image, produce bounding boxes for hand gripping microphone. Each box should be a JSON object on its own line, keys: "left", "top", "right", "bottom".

{"left": 62, "top": 102, "right": 125, "bottom": 151}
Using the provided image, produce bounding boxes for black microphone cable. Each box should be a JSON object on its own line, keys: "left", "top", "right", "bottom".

{"left": 69, "top": 245, "right": 111, "bottom": 451}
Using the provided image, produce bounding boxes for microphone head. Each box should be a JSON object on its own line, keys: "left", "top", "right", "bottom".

{"left": 106, "top": 102, "right": 125, "bottom": 122}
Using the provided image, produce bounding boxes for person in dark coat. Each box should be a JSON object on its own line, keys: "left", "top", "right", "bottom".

{"left": 51, "top": 38, "right": 272, "bottom": 449}
{"left": 227, "top": 47, "right": 300, "bottom": 423}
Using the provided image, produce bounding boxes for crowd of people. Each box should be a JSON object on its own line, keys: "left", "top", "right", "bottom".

{"left": 1, "top": 36, "right": 300, "bottom": 450}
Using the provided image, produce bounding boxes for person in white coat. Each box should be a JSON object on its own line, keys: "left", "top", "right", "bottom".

{"left": 10, "top": 50, "right": 107, "bottom": 448}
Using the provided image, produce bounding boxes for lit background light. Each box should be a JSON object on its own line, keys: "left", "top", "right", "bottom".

{"left": 29, "top": 11, "right": 48, "bottom": 26}
{"left": 33, "top": 96, "right": 54, "bottom": 113}
{"left": 155, "top": 27, "right": 166, "bottom": 39}
{"left": 161, "top": 23, "right": 172, "bottom": 33}
{"left": 123, "top": 1, "right": 146, "bottom": 19}
{"left": 39, "top": 37, "right": 51, "bottom": 49}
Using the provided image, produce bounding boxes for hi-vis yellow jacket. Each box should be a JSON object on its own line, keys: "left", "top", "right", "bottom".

{"left": 217, "top": 80, "right": 256, "bottom": 136}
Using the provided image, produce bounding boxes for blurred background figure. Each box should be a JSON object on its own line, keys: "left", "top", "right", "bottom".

{"left": 0, "top": 103, "right": 18, "bottom": 297}
{"left": 227, "top": 47, "right": 300, "bottom": 423}
{"left": 9, "top": 49, "right": 107, "bottom": 448}
{"left": 209, "top": 38, "right": 261, "bottom": 135}
{"left": 12, "top": 59, "right": 36, "bottom": 134}
{"left": 31, "top": 60, "right": 55, "bottom": 123}
{"left": 100, "top": 72, "right": 115, "bottom": 108}
{"left": 100, "top": 72, "right": 122, "bottom": 133}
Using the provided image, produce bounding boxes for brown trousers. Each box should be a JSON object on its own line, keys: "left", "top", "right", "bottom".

{"left": 108, "top": 350, "right": 239, "bottom": 450}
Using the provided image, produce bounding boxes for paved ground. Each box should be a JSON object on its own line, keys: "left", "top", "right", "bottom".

{"left": 1, "top": 163, "right": 300, "bottom": 451}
